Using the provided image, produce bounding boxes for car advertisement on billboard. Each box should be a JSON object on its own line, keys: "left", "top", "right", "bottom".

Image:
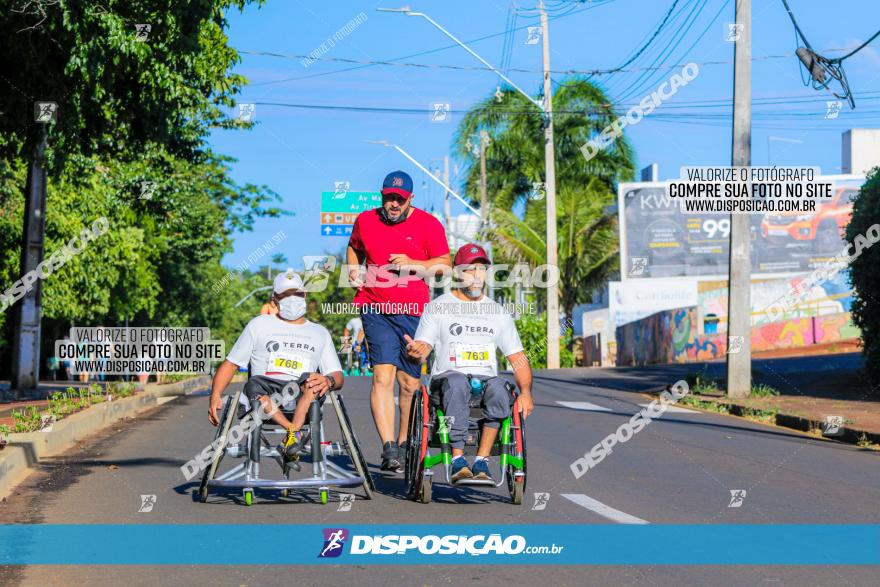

{"left": 618, "top": 176, "right": 865, "bottom": 279}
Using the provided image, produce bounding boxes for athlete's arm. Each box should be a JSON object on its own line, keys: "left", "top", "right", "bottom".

{"left": 387, "top": 253, "right": 451, "bottom": 276}
{"left": 507, "top": 351, "right": 534, "bottom": 418}
{"left": 404, "top": 333, "right": 432, "bottom": 361}
{"left": 346, "top": 245, "right": 365, "bottom": 287}
{"left": 208, "top": 360, "right": 239, "bottom": 426}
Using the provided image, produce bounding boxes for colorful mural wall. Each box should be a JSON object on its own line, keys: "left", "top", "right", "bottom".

{"left": 616, "top": 307, "right": 861, "bottom": 366}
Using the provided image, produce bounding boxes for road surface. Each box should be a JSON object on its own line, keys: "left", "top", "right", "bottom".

{"left": 1, "top": 370, "right": 878, "bottom": 586}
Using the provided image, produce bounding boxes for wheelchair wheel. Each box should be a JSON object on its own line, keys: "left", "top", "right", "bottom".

{"left": 405, "top": 384, "right": 431, "bottom": 502}
{"left": 330, "top": 391, "right": 374, "bottom": 498}
{"left": 506, "top": 405, "right": 527, "bottom": 505}
{"left": 199, "top": 388, "right": 241, "bottom": 503}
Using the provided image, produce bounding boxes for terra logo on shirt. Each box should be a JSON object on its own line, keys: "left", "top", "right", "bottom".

{"left": 448, "top": 323, "right": 494, "bottom": 336}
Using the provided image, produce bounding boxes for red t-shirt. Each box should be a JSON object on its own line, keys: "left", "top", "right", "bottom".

{"left": 348, "top": 207, "right": 449, "bottom": 316}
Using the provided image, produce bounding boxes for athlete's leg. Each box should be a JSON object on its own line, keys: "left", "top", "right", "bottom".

{"left": 370, "top": 363, "right": 398, "bottom": 444}
{"left": 477, "top": 377, "right": 512, "bottom": 458}
{"left": 395, "top": 369, "right": 419, "bottom": 445}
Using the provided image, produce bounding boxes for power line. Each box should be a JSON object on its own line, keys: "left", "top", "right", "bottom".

{"left": 595, "top": 0, "right": 682, "bottom": 76}
{"left": 237, "top": 44, "right": 875, "bottom": 77}
{"left": 777, "top": 0, "right": 879, "bottom": 108}
{"left": 247, "top": 0, "right": 618, "bottom": 87}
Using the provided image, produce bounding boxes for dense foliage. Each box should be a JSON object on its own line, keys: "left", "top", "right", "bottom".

{"left": 0, "top": 1, "right": 288, "bottom": 378}
{"left": 845, "top": 170, "right": 880, "bottom": 385}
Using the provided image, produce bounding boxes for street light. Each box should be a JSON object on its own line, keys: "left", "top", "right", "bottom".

{"left": 365, "top": 140, "right": 480, "bottom": 216}
{"left": 234, "top": 285, "right": 273, "bottom": 308}
{"left": 377, "top": 7, "right": 544, "bottom": 112}
{"left": 377, "top": 3, "right": 561, "bottom": 368}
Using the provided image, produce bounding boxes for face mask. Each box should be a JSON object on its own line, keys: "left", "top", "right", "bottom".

{"left": 278, "top": 296, "right": 306, "bottom": 320}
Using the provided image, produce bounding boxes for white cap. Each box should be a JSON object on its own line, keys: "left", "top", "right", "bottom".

{"left": 273, "top": 269, "right": 304, "bottom": 294}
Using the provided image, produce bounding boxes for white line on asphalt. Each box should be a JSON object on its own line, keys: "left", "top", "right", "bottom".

{"left": 561, "top": 493, "right": 649, "bottom": 524}
{"left": 555, "top": 401, "right": 612, "bottom": 412}
{"left": 637, "top": 403, "right": 697, "bottom": 413}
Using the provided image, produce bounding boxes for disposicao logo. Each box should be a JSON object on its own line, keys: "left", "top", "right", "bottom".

{"left": 318, "top": 528, "right": 348, "bottom": 558}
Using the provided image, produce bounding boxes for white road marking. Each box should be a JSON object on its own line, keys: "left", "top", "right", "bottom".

{"left": 637, "top": 403, "right": 697, "bottom": 413}
{"left": 561, "top": 493, "right": 649, "bottom": 524}
{"left": 555, "top": 401, "right": 612, "bottom": 412}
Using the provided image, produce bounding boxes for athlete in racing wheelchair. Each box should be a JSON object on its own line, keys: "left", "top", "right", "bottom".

{"left": 200, "top": 270, "right": 373, "bottom": 505}
{"left": 403, "top": 244, "right": 534, "bottom": 504}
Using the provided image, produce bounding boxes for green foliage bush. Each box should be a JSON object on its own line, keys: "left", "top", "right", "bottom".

{"left": 513, "top": 312, "right": 576, "bottom": 369}
{"left": 845, "top": 170, "right": 880, "bottom": 385}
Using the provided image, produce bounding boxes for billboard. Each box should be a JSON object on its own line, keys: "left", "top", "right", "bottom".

{"left": 609, "top": 279, "right": 698, "bottom": 327}
{"left": 618, "top": 175, "right": 864, "bottom": 279}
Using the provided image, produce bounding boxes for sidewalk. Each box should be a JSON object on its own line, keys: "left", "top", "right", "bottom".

{"left": 536, "top": 353, "right": 879, "bottom": 444}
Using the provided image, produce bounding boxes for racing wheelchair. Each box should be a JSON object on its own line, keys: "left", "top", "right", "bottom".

{"left": 198, "top": 373, "right": 374, "bottom": 505}
{"left": 404, "top": 374, "right": 527, "bottom": 504}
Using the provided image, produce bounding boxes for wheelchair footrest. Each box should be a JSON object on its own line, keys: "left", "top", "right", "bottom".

{"left": 452, "top": 478, "right": 496, "bottom": 487}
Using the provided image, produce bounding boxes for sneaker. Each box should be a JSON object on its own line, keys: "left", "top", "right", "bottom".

{"left": 471, "top": 458, "right": 493, "bottom": 482}
{"left": 450, "top": 456, "right": 473, "bottom": 483}
{"left": 380, "top": 441, "right": 402, "bottom": 473}
{"left": 278, "top": 428, "right": 304, "bottom": 461}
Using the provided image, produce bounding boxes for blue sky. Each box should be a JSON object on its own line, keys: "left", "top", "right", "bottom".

{"left": 211, "top": 0, "right": 880, "bottom": 268}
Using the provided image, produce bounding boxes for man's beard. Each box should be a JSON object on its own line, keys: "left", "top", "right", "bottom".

{"left": 463, "top": 285, "right": 483, "bottom": 299}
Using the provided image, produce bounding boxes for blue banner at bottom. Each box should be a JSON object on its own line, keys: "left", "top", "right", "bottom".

{"left": 1, "top": 525, "right": 878, "bottom": 565}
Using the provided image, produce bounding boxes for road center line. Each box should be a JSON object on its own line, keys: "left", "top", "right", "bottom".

{"left": 637, "top": 403, "right": 697, "bottom": 413}
{"left": 555, "top": 401, "right": 612, "bottom": 412}
{"left": 561, "top": 493, "right": 650, "bottom": 524}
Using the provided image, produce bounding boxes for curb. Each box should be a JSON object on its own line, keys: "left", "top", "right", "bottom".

{"left": 0, "top": 375, "right": 209, "bottom": 499}
{"left": 644, "top": 389, "right": 880, "bottom": 448}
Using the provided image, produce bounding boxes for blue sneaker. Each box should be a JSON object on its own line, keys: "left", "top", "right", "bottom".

{"left": 450, "top": 456, "right": 473, "bottom": 483}
{"left": 471, "top": 458, "right": 493, "bottom": 482}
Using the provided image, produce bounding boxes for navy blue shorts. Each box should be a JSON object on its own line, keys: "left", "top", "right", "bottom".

{"left": 360, "top": 311, "right": 422, "bottom": 378}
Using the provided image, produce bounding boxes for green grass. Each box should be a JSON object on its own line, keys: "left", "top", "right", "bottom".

{"left": 750, "top": 383, "right": 780, "bottom": 398}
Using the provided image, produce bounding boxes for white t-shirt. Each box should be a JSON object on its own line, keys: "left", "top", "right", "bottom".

{"left": 227, "top": 315, "right": 342, "bottom": 382}
{"left": 345, "top": 317, "right": 363, "bottom": 343}
{"left": 414, "top": 293, "right": 524, "bottom": 378}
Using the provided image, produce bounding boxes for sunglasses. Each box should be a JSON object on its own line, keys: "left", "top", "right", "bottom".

{"left": 382, "top": 194, "right": 409, "bottom": 205}
{"left": 275, "top": 290, "right": 305, "bottom": 300}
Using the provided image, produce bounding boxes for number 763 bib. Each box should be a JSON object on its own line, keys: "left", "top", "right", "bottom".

{"left": 453, "top": 343, "right": 495, "bottom": 368}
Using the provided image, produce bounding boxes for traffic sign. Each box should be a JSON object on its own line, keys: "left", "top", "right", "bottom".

{"left": 321, "top": 224, "right": 353, "bottom": 237}
{"left": 320, "top": 191, "right": 381, "bottom": 214}
{"left": 320, "top": 191, "right": 381, "bottom": 237}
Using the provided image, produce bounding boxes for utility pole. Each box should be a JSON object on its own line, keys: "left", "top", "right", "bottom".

{"left": 479, "top": 130, "right": 490, "bottom": 233}
{"left": 443, "top": 155, "right": 451, "bottom": 228}
{"left": 540, "top": 0, "right": 561, "bottom": 369}
{"left": 11, "top": 125, "right": 49, "bottom": 396}
{"left": 727, "top": 0, "right": 752, "bottom": 398}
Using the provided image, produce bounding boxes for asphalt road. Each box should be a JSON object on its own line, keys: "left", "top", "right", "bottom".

{"left": 1, "top": 370, "right": 878, "bottom": 586}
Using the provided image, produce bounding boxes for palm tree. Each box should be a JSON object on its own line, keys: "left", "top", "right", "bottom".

{"left": 453, "top": 78, "right": 636, "bottom": 319}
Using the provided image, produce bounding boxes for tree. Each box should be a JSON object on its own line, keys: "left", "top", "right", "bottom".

{"left": 0, "top": 0, "right": 284, "bottom": 383}
{"left": 845, "top": 169, "right": 880, "bottom": 385}
{"left": 1, "top": 0, "right": 260, "bottom": 166}
{"left": 453, "top": 78, "right": 636, "bottom": 319}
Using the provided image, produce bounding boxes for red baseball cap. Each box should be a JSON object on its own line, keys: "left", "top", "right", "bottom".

{"left": 454, "top": 243, "right": 491, "bottom": 266}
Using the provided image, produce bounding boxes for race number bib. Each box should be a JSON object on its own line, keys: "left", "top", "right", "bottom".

{"left": 266, "top": 351, "right": 309, "bottom": 377}
{"left": 454, "top": 343, "right": 495, "bottom": 367}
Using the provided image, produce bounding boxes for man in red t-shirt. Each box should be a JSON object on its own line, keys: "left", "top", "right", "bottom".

{"left": 347, "top": 170, "right": 451, "bottom": 473}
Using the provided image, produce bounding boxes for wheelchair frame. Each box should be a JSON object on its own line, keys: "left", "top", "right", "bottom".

{"left": 404, "top": 374, "right": 527, "bottom": 505}
{"left": 198, "top": 381, "right": 375, "bottom": 506}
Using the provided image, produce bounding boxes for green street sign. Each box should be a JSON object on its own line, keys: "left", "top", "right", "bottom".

{"left": 320, "top": 191, "right": 381, "bottom": 214}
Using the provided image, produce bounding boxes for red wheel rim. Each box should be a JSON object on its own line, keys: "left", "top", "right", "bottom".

{"left": 419, "top": 384, "right": 429, "bottom": 462}
{"left": 513, "top": 399, "right": 524, "bottom": 462}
